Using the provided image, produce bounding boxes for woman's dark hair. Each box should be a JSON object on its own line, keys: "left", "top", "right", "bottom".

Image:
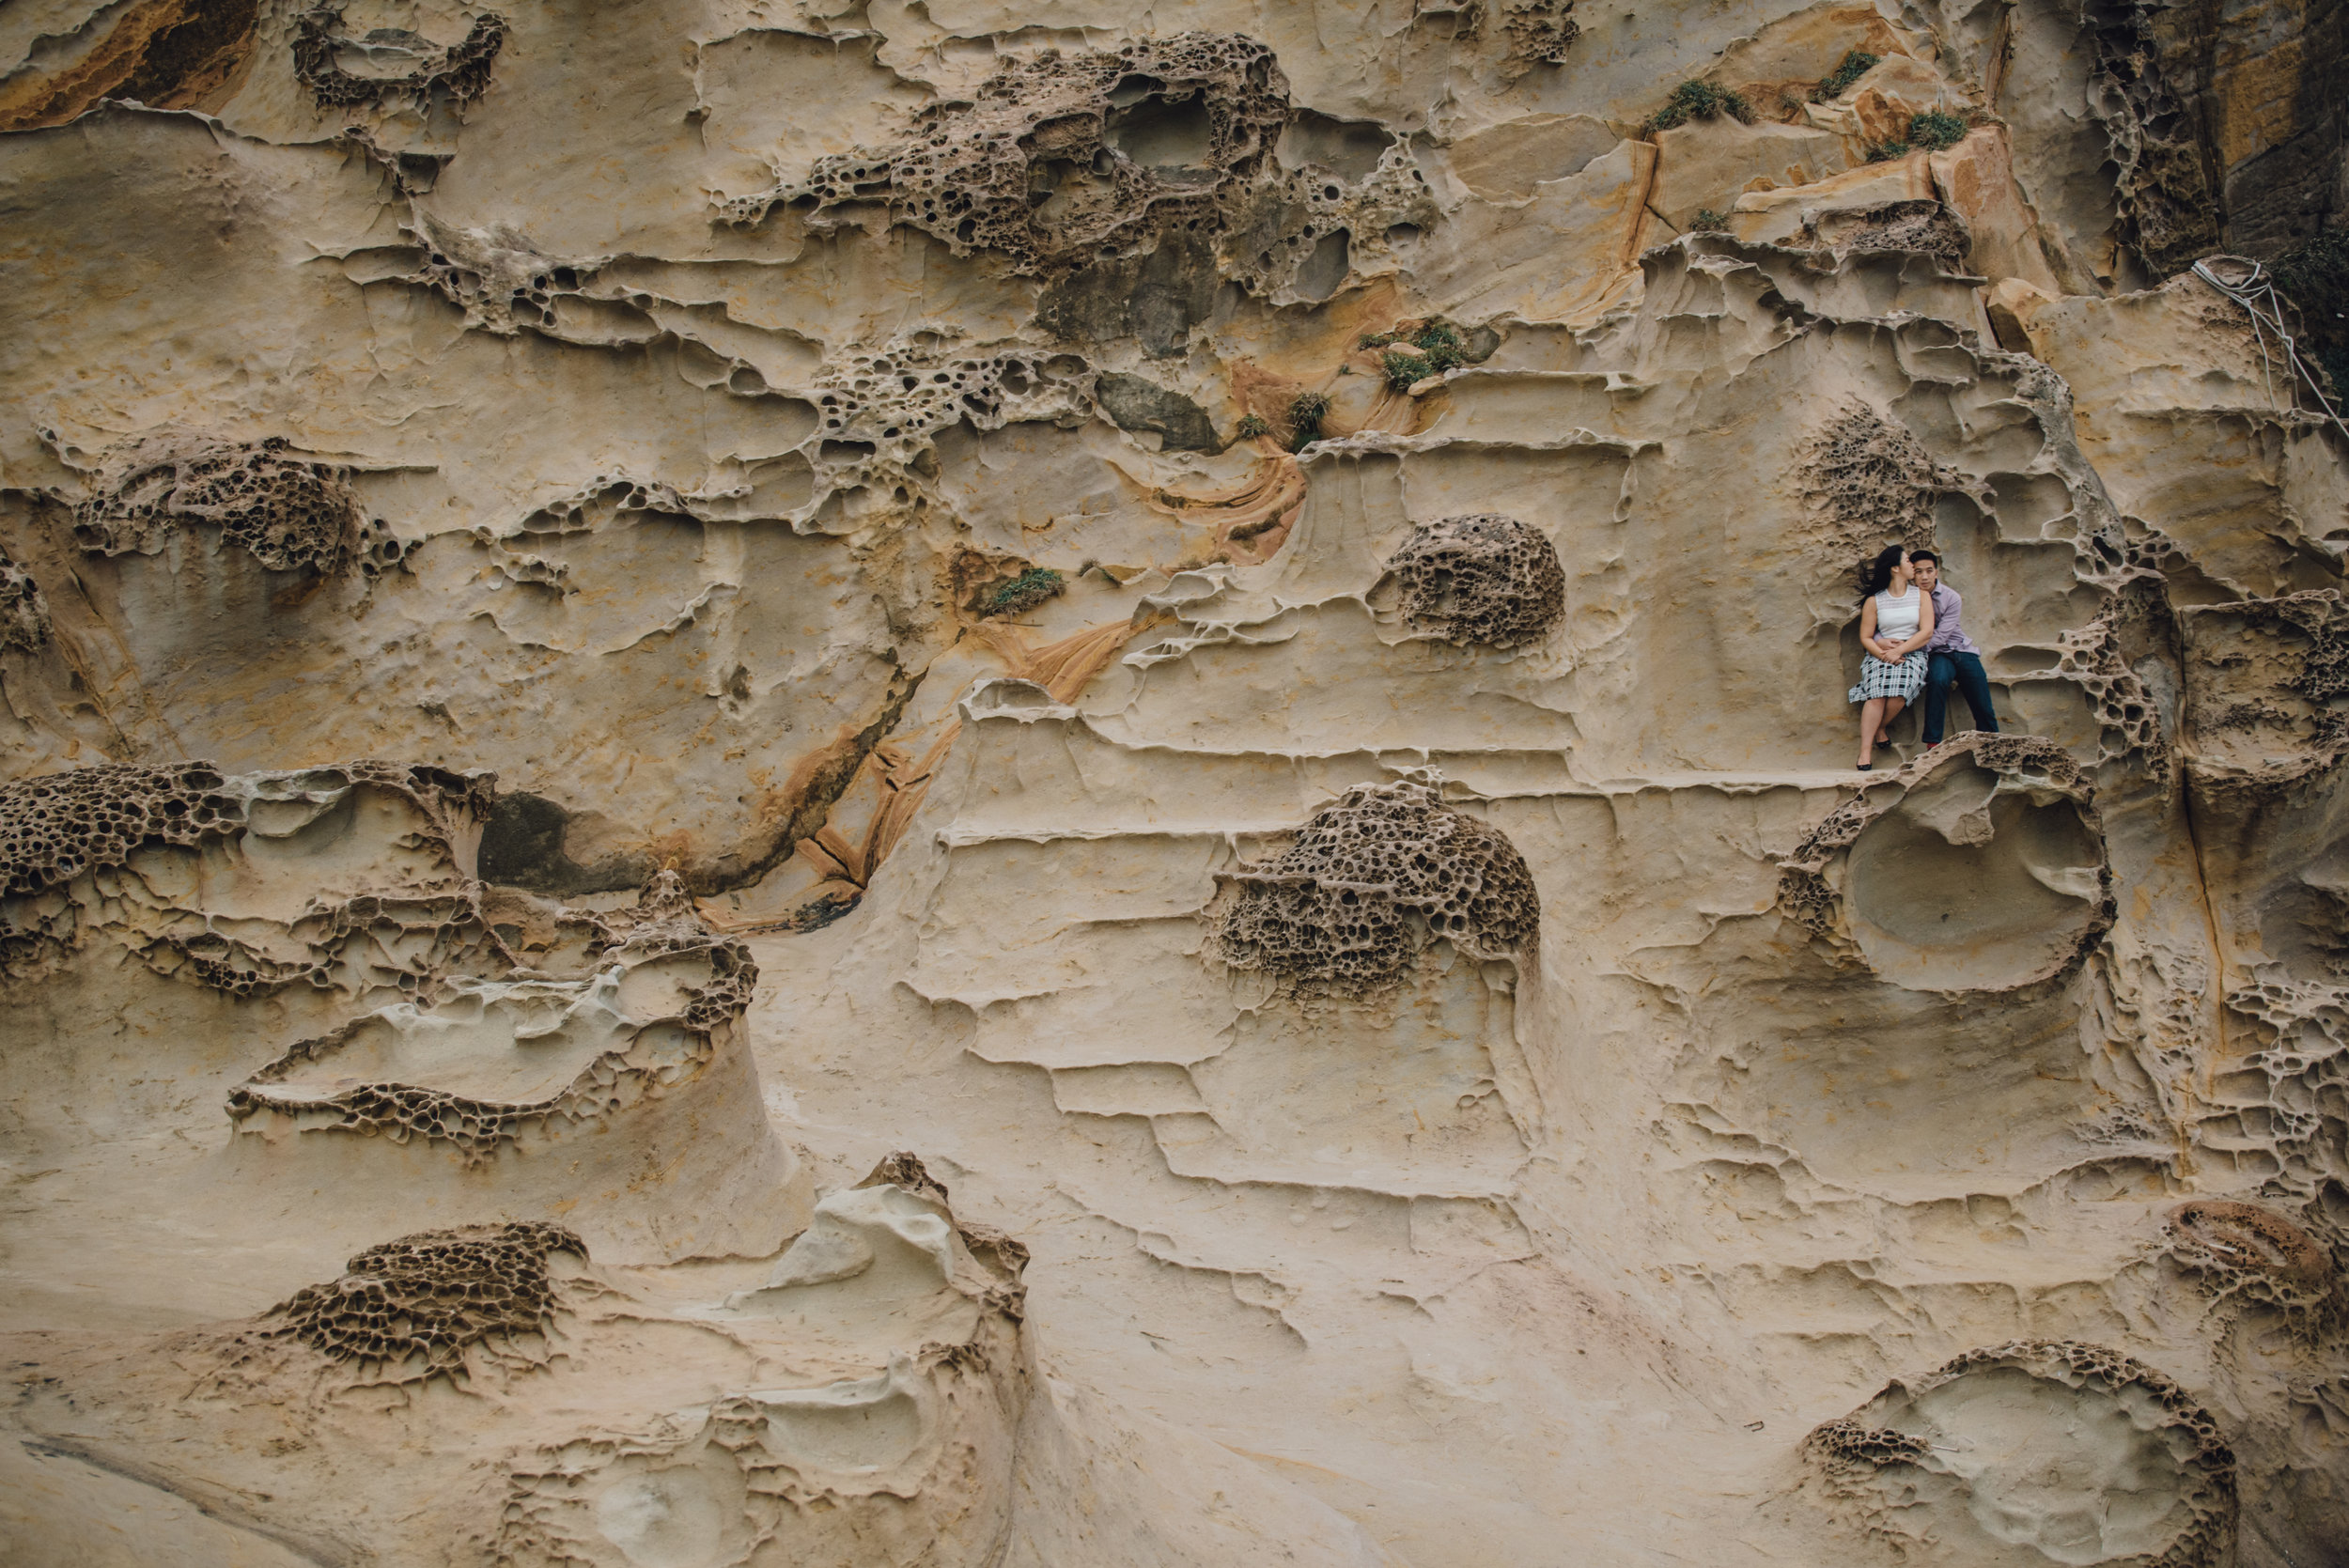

{"left": 1858, "top": 544, "right": 1906, "bottom": 599}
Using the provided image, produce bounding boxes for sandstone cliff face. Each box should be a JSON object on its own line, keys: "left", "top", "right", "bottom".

{"left": 2, "top": 4, "right": 2345, "bottom": 1566}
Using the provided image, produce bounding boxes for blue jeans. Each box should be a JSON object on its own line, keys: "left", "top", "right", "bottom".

{"left": 1923, "top": 651, "right": 1999, "bottom": 743}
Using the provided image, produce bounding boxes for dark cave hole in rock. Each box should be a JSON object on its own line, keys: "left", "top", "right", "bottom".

{"left": 1096, "top": 373, "right": 1221, "bottom": 452}
{"left": 1107, "top": 72, "right": 1166, "bottom": 109}
{"left": 1108, "top": 92, "right": 1215, "bottom": 171}
{"left": 1027, "top": 157, "right": 1090, "bottom": 221}
{"left": 1038, "top": 228, "right": 1223, "bottom": 358}
{"left": 478, "top": 792, "right": 646, "bottom": 897}
{"left": 396, "top": 152, "right": 445, "bottom": 191}
{"left": 1989, "top": 644, "right": 2059, "bottom": 675}
{"left": 1277, "top": 109, "right": 1392, "bottom": 180}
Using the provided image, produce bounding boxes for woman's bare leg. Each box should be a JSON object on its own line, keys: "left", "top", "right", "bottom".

{"left": 1859, "top": 698, "right": 1890, "bottom": 766}
{"left": 1880, "top": 695, "right": 1907, "bottom": 744}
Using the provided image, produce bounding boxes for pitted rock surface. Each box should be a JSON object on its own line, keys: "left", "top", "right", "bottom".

{"left": 732, "top": 34, "right": 1288, "bottom": 273}
{"left": 291, "top": 6, "right": 506, "bottom": 110}
{"left": 1804, "top": 404, "right": 1970, "bottom": 568}
{"left": 1, "top": 762, "right": 245, "bottom": 897}
{"left": 1804, "top": 1341, "right": 2239, "bottom": 1568}
{"left": 269, "top": 1221, "right": 582, "bottom": 1379}
{"left": 72, "top": 434, "right": 362, "bottom": 576}
{"left": 1386, "top": 514, "right": 1565, "bottom": 648}
{"left": 1218, "top": 781, "right": 1538, "bottom": 988}
{"left": 0, "top": 546, "right": 46, "bottom": 652}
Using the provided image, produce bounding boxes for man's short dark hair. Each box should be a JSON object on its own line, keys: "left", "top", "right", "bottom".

{"left": 1909, "top": 550, "right": 1939, "bottom": 566}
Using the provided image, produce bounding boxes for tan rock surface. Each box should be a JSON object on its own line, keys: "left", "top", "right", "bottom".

{"left": 2, "top": 4, "right": 2347, "bottom": 1566}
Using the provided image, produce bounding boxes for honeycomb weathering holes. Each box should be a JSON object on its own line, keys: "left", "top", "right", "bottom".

{"left": 0, "top": 761, "right": 492, "bottom": 900}
{"left": 227, "top": 924, "right": 760, "bottom": 1164}
{"left": 2214, "top": 590, "right": 2349, "bottom": 706}
{"left": 0, "top": 547, "right": 47, "bottom": 651}
{"left": 1500, "top": 1, "right": 1581, "bottom": 80}
{"left": 1215, "top": 781, "right": 1538, "bottom": 990}
{"left": 2, "top": 762, "right": 244, "bottom": 898}
{"left": 228, "top": 1077, "right": 558, "bottom": 1161}
{"left": 2166, "top": 1200, "right": 2334, "bottom": 1296}
{"left": 73, "top": 434, "right": 364, "bottom": 577}
{"left": 1387, "top": 514, "right": 1565, "bottom": 649}
{"left": 268, "top": 1220, "right": 584, "bottom": 1382}
{"left": 1829, "top": 199, "right": 1972, "bottom": 270}
{"left": 732, "top": 33, "right": 1290, "bottom": 272}
{"left": 291, "top": 6, "right": 507, "bottom": 111}
{"left": 810, "top": 342, "right": 1092, "bottom": 457}
{"left": 1804, "top": 1341, "right": 2237, "bottom": 1568}
{"left": 1804, "top": 403, "right": 1969, "bottom": 570}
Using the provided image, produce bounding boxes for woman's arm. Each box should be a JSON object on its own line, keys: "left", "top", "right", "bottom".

{"left": 1860, "top": 597, "right": 1884, "bottom": 660}
{"left": 1888, "top": 594, "right": 1936, "bottom": 657}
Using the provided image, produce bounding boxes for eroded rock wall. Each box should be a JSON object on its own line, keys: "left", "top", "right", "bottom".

{"left": 2, "top": 3, "right": 2345, "bottom": 1565}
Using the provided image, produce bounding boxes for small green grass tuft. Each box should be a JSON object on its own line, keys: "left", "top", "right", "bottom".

{"left": 1409, "top": 319, "right": 1467, "bottom": 373}
{"left": 1286, "top": 390, "right": 1331, "bottom": 451}
{"left": 1811, "top": 49, "right": 1878, "bottom": 101}
{"left": 1865, "top": 139, "right": 1912, "bottom": 163}
{"left": 1906, "top": 110, "right": 1968, "bottom": 151}
{"left": 1236, "top": 413, "right": 1270, "bottom": 439}
{"left": 1369, "top": 320, "right": 1471, "bottom": 394}
{"left": 1383, "top": 349, "right": 1432, "bottom": 389}
{"left": 981, "top": 566, "right": 1065, "bottom": 618}
{"left": 1689, "top": 209, "right": 1731, "bottom": 233}
{"left": 1648, "top": 79, "right": 1754, "bottom": 132}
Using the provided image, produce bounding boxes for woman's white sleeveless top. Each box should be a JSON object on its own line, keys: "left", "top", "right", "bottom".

{"left": 1875, "top": 586, "right": 1921, "bottom": 643}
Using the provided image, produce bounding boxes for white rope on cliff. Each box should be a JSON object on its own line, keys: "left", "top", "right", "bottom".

{"left": 2190, "top": 255, "right": 2349, "bottom": 444}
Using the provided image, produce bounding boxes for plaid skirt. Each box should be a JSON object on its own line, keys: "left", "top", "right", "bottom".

{"left": 1848, "top": 651, "right": 1925, "bottom": 704}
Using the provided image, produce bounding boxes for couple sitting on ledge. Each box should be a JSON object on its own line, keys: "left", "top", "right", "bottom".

{"left": 1847, "top": 544, "right": 1999, "bottom": 770}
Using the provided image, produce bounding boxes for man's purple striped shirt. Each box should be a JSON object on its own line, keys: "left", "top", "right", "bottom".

{"left": 1923, "top": 583, "right": 1979, "bottom": 655}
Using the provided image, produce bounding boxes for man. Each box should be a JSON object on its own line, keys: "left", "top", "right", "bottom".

{"left": 1911, "top": 551, "right": 1999, "bottom": 745}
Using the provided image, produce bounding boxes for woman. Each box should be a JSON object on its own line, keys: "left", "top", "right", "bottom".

{"left": 1849, "top": 544, "right": 1934, "bottom": 769}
